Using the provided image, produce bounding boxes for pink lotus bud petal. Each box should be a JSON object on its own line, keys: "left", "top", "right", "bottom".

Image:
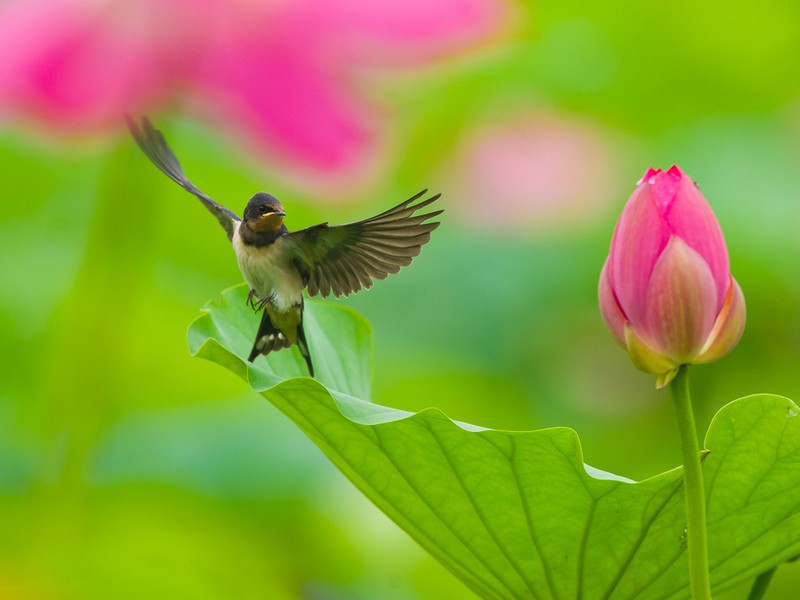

{"left": 606, "top": 175, "right": 671, "bottom": 328}
{"left": 598, "top": 259, "right": 626, "bottom": 347}
{"left": 642, "top": 236, "right": 718, "bottom": 362}
{"left": 695, "top": 276, "right": 746, "bottom": 364}
{"left": 662, "top": 168, "right": 730, "bottom": 312}
{"left": 599, "top": 166, "right": 745, "bottom": 382}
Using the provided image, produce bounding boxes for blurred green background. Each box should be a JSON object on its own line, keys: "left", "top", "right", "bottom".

{"left": 3, "top": 1, "right": 800, "bottom": 598}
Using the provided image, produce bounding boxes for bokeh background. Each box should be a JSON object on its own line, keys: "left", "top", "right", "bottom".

{"left": 2, "top": 0, "right": 800, "bottom": 598}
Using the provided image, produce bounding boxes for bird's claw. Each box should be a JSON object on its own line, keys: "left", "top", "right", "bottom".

{"left": 246, "top": 289, "right": 274, "bottom": 312}
{"left": 255, "top": 295, "right": 274, "bottom": 311}
{"left": 246, "top": 289, "right": 258, "bottom": 310}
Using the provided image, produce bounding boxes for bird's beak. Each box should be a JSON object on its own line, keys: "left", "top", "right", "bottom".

{"left": 252, "top": 210, "right": 286, "bottom": 232}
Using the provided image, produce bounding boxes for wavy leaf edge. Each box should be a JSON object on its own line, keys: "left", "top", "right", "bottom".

{"left": 187, "top": 287, "right": 800, "bottom": 599}
{"left": 189, "top": 295, "right": 700, "bottom": 488}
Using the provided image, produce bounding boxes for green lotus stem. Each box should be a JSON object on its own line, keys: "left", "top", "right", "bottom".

{"left": 670, "top": 365, "right": 711, "bottom": 600}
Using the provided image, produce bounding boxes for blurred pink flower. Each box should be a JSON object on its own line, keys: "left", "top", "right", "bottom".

{"left": 446, "top": 110, "right": 615, "bottom": 230}
{"left": 0, "top": 0, "right": 507, "bottom": 175}
{"left": 599, "top": 166, "right": 746, "bottom": 387}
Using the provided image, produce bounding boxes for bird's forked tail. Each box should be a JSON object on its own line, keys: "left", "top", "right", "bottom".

{"left": 247, "top": 308, "right": 314, "bottom": 377}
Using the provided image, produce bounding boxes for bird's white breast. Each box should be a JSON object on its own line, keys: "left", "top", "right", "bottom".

{"left": 232, "top": 225, "right": 304, "bottom": 312}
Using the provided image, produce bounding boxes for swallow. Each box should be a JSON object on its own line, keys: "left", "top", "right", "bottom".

{"left": 126, "top": 116, "right": 442, "bottom": 377}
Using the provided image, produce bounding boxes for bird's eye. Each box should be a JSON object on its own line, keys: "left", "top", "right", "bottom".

{"left": 258, "top": 204, "right": 269, "bottom": 214}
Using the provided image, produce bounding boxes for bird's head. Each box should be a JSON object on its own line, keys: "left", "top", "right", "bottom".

{"left": 243, "top": 193, "right": 286, "bottom": 232}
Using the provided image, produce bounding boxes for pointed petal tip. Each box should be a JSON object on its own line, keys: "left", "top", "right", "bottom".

{"left": 655, "top": 367, "right": 680, "bottom": 389}
{"left": 637, "top": 165, "right": 686, "bottom": 186}
{"left": 666, "top": 165, "right": 683, "bottom": 179}
{"left": 638, "top": 167, "right": 660, "bottom": 184}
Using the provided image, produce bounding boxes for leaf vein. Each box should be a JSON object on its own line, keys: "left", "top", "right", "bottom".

{"left": 600, "top": 478, "right": 684, "bottom": 600}
{"left": 484, "top": 434, "right": 559, "bottom": 600}
{"left": 422, "top": 421, "right": 539, "bottom": 599}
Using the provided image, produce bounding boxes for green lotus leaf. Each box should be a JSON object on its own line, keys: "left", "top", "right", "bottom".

{"left": 189, "top": 285, "right": 800, "bottom": 599}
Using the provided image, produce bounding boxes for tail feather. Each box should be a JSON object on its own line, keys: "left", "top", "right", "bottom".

{"left": 296, "top": 321, "right": 314, "bottom": 378}
{"left": 247, "top": 310, "right": 274, "bottom": 362}
{"left": 247, "top": 305, "right": 314, "bottom": 377}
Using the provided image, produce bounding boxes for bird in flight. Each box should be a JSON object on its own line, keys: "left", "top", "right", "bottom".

{"left": 126, "top": 117, "right": 442, "bottom": 377}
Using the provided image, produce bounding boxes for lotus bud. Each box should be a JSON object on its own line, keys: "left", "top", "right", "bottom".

{"left": 599, "top": 166, "right": 745, "bottom": 387}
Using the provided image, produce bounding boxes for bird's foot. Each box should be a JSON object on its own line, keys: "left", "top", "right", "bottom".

{"left": 246, "top": 289, "right": 259, "bottom": 311}
{"left": 247, "top": 291, "right": 275, "bottom": 313}
{"left": 255, "top": 294, "right": 275, "bottom": 312}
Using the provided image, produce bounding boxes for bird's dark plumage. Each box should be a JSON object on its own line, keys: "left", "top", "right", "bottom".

{"left": 285, "top": 190, "right": 443, "bottom": 298}
{"left": 126, "top": 116, "right": 442, "bottom": 377}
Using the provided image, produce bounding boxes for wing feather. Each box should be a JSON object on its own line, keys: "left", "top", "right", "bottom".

{"left": 346, "top": 247, "right": 400, "bottom": 275}
{"left": 126, "top": 116, "right": 240, "bottom": 241}
{"left": 284, "top": 191, "right": 442, "bottom": 298}
{"left": 336, "top": 259, "right": 361, "bottom": 297}
{"left": 358, "top": 238, "right": 430, "bottom": 255}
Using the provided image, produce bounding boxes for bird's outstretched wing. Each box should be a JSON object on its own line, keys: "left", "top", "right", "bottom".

{"left": 126, "top": 116, "right": 241, "bottom": 241}
{"left": 283, "top": 190, "right": 442, "bottom": 297}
